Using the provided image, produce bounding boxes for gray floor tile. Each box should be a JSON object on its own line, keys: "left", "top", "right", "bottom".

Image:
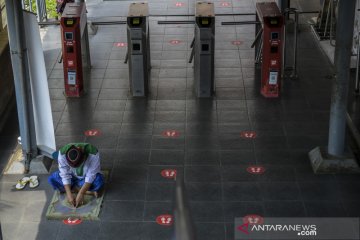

{"left": 118, "top": 135, "right": 152, "bottom": 149}
{"left": 143, "top": 201, "right": 173, "bottom": 221}
{"left": 304, "top": 201, "right": 347, "bottom": 217}
{"left": 116, "top": 150, "right": 150, "bottom": 165}
{"left": 185, "top": 182, "right": 222, "bottom": 201}
{"left": 106, "top": 182, "right": 146, "bottom": 201}
{"left": 111, "top": 165, "right": 148, "bottom": 182}
{"left": 141, "top": 222, "right": 174, "bottom": 240}
{"left": 57, "top": 221, "right": 100, "bottom": 240}
{"left": 185, "top": 166, "right": 221, "bottom": 183}
{"left": 190, "top": 201, "right": 224, "bottom": 222}
{"left": 259, "top": 182, "right": 301, "bottom": 201}
{"left": 100, "top": 201, "right": 144, "bottom": 221}
{"left": 299, "top": 181, "right": 341, "bottom": 201}
{"left": 149, "top": 149, "right": 184, "bottom": 165}
{"left": 16, "top": 222, "right": 60, "bottom": 240}
{"left": 151, "top": 136, "right": 185, "bottom": 150}
{"left": 146, "top": 182, "right": 175, "bottom": 201}
{"left": 221, "top": 166, "right": 257, "bottom": 182}
{"left": 223, "top": 202, "right": 264, "bottom": 222}
{"left": 195, "top": 222, "right": 226, "bottom": 240}
{"left": 22, "top": 200, "right": 47, "bottom": 222}
{"left": 99, "top": 222, "right": 142, "bottom": 240}
{"left": 220, "top": 150, "right": 256, "bottom": 165}
{"left": 264, "top": 201, "right": 306, "bottom": 217}
{"left": 223, "top": 182, "right": 262, "bottom": 201}
{"left": 185, "top": 150, "right": 220, "bottom": 166}
{"left": 343, "top": 201, "right": 360, "bottom": 217}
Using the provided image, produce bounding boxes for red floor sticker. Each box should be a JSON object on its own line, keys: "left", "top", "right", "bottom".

{"left": 169, "top": 40, "right": 181, "bottom": 45}
{"left": 240, "top": 131, "right": 257, "bottom": 139}
{"left": 161, "top": 169, "right": 177, "bottom": 179}
{"left": 232, "top": 40, "right": 243, "bottom": 46}
{"left": 84, "top": 129, "right": 102, "bottom": 137}
{"left": 247, "top": 166, "right": 266, "bottom": 175}
{"left": 156, "top": 214, "right": 173, "bottom": 226}
{"left": 220, "top": 2, "right": 231, "bottom": 7}
{"left": 115, "top": 42, "right": 127, "bottom": 47}
{"left": 175, "top": 2, "right": 184, "bottom": 7}
{"left": 63, "top": 217, "right": 82, "bottom": 225}
{"left": 243, "top": 214, "right": 264, "bottom": 225}
{"left": 162, "top": 130, "right": 180, "bottom": 138}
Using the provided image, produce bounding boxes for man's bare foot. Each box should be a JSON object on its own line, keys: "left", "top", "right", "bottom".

{"left": 84, "top": 190, "right": 99, "bottom": 197}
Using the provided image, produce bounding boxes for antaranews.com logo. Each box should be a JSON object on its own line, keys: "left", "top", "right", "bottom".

{"left": 238, "top": 222, "right": 317, "bottom": 236}
{"left": 235, "top": 217, "right": 359, "bottom": 240}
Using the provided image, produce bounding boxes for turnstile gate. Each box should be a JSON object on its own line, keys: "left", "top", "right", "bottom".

{"left": 127, "top": 2, "right": 151, "bottom": 97}
{"left": 194, "top": 2, "right": 215, "bottom": 98}
{"left": 255, "top": 2, "right": 284, "bottom": 98}
{"left": 60, "top": 2, "right": 91, "bottom": 97}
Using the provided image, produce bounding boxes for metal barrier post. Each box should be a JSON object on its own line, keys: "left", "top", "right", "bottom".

{"left": 60, "top": 2, "right": 89, "bottom": 97}
{"left": 256, "top": 2, "right": 284, "bottom": 98}
{"left": 0, "top": 222, "right": 3, "bottom": 240}
{"left": 127, "top": 2, "right": 150, "bottom": 97}
{"left": 174, "top": 170, "right": 196, "bottom": 240}
{"left": 283, "top": 8, "right": 299, "bottom": 79}
{"left": 194, "top": 2, "right": 215, "bottom": 98}
{"left": 355, "top": 32, "right": 360, "bottom": 93}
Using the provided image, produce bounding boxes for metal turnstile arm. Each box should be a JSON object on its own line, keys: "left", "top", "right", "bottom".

{"left": 251, "top": 28, "right": 263, "bottom": 48}
{"left": 124, "top": 50, "right": 128, "bottom": 64}
{"left": 188, "top": 37, "right": 195, "bottom": 63}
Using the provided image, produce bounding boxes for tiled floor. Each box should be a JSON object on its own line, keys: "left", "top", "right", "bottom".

{"left": 1, "top": 0, "right": 360, "bottom": 239}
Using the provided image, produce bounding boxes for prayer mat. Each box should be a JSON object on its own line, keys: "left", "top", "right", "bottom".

{"left": 45, "top": 170, "right": 109, "bottom": 220}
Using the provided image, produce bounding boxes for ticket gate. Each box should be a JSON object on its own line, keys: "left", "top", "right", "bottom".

{"left": 255, "top": 2, "right": 284, "bottom": 98}
{"left": 127, "top": 2, "right": 151, "bottom": 97}
{"left": 193, "top": 2, "right": 215, "bottom": 98}
{"left": 60, "top": 2, "right": 91, "bottom": 97}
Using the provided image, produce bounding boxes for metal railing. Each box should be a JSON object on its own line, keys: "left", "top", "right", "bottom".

{"left": 282, "top": 8, "right": 299, "bottom": 79}
{"left": 21, "top": 0, "right": 47, "bottom": 22}
{"left": 311, "top": 0, "right": 337, "bottom": 42}
{"left": 355, "top": 31, "right": 360, "bottom": 93}
{"left": 173, "top": 170, "right": 196, "bottom": 240}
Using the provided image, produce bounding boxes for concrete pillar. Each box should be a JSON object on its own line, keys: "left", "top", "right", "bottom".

{"left": 5, "top": 0, "right": 38, "bottom": 172}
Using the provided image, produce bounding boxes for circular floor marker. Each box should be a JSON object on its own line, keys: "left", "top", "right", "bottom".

{"left": 246, "top": 166, "right": 266, "bottom": 175}
{"left": 232, "top": 40, "right": 243, "bottom": 46}
{"left": 243, "top": 214, "right": 264, "bottom": 225}
{"left": 169, "top": 40, "right": 181, "bottom": 45}
{"left": 115, "top": 42, "right": 127, "bottom": 47}
{"left": 156, "top": 214, "right": 173, "bottom": 226}
{"left": 175, "top": 2, "right": 184, "bottom": 7}
{"left": 84, "top": 129, "right": 102, "bottom": 137}
{"left": 240, "top": 131, "right": 257, "bottom": 139}
{"left": 161, "top": 169, "right": 177, "bottom": 179}
{"left": 220, "top": 2, "right": 231, "bottom": 7}
{"left": 162, "top": 130, "right": 180, "bottom": 138}
{"left": 63, "top": 217, "right": 82, "bottom": 225}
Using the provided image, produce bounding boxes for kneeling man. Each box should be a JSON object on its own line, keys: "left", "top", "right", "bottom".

{"left": 48, "top": 143, "right": 104, "bottom": 207}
